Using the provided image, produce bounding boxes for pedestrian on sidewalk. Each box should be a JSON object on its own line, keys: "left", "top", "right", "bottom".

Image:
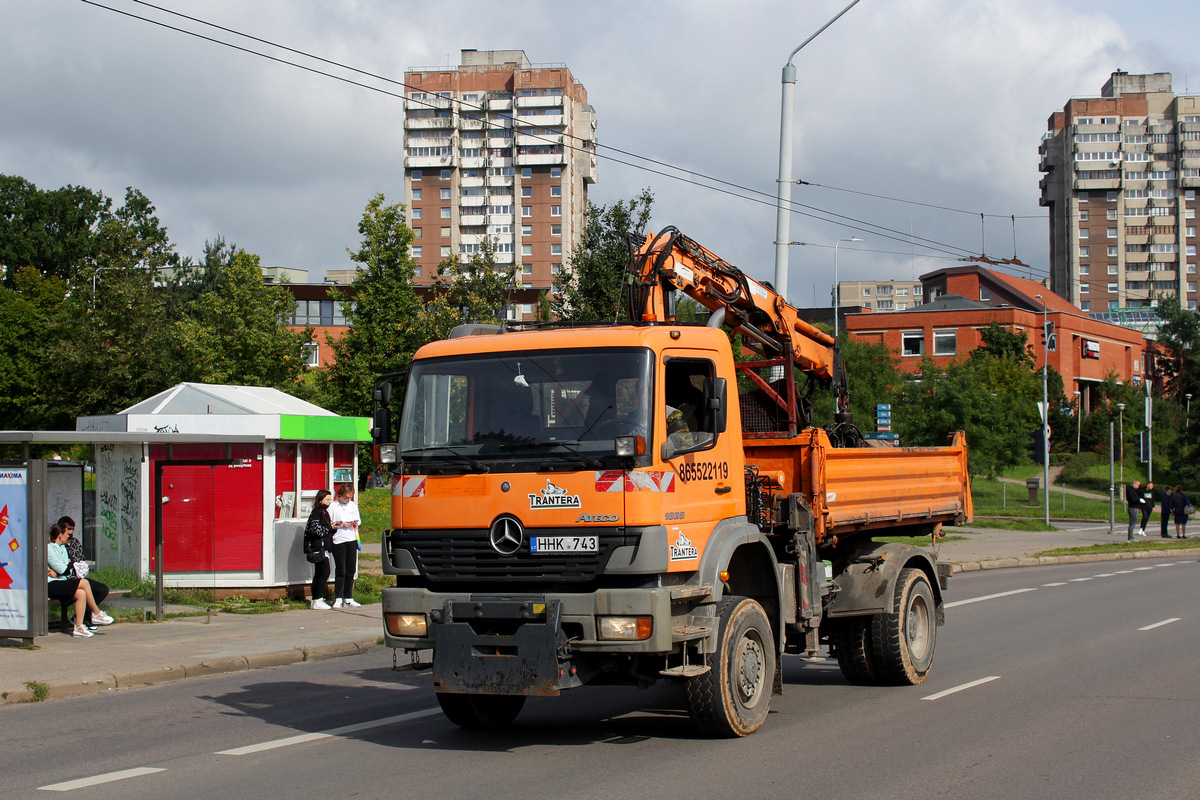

{"left": 304, "top": 489, "right": 335, "bottom": 609}
{"left": 57, "top": 515, "right": 111, "bottom": 628}
{"left": 329, "top": 484, "right": 362, "bottom": 608}
{"left": 1125, "top": 479, "right": 1142, "bottom": 541}
{"left": 1139, "top": 481, "right": 1155, "bottom": 537}
{"left": 1160, "top": 485, "right": 1174, "bottom": 538}
{"left": 1171, "top": 485, "right": 1191, "bottom": 539}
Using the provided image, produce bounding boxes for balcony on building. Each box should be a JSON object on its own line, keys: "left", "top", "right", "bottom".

{"left": 458, "top": 116, "right": 486, "bottom": 131}
{"left": 405, "top": 155, "right": 455, "bottom": 169}
{"left": 459, "top": 194, "right": 487, "bottom": 209}
{"left": 459, "top": 212, "right": 486, "bottom": 226}
{"left": 493, "top": 252, "right": 515, "bottom": 264}
{"left": 515, "top": 94, "right": 565, "bottom": 109}
{"left": 1074, "top": 176, "right": 1120, "bottom": 190}
{"left": 514, "top": 114, "right": 564, "bottom": 128}
{"left": 515, "top": 133, "right": 561, "bottom": 147}
{"left": 487, "top": 174, "right": 514, "bottom": 187}
{"left": 458, "top": 156, "right": 488, "bottom": 169}
{"left": 516, "top": 152, "right": 566, "bottom": 166}
{"left": 459, "top": 174, "right": 486, "bottom": 188}
{"left": 405, "top": 116, "right": 452, "bottom": 130}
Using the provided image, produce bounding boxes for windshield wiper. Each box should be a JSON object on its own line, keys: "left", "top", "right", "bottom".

{"left": 402, "top": 446, "right": 489, "bottom": 473}
{"left": 501, "top": 440, "right": 603, "bottom": 468}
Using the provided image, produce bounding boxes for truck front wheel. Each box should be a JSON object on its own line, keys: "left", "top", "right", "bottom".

{"left": 869, "top": 566, "right": 936, "bottom": 685}
{"left": 436, "top": 692, "right": 526, "bottom": 729}
{"left": 686, "top": 596, "right": 775, "bottom": 737}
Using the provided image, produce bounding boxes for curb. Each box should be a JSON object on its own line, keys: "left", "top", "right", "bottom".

{"left": 950, "top": 546, "right": 1198, "bottom": 574}
{"left": 0, "top": 639, "right": 382, "bottom": 707}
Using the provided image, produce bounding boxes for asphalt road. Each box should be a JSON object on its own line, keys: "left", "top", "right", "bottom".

{"left": 6, "top": 556, "right": 1199, "bottom": 800}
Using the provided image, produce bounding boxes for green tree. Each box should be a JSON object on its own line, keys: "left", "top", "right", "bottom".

{"left": 322, "top": 193, "right": 425, "bottom": 419}
{"left": 552, "top": 189, "right": 653, "bottom": 322}
{"left": 0, "top": 175, "right": 108, "bottom": 286}
{"left": 896, "top": 353, "right": 1041, "bottom": 477}
{"left": 174, "top": 250, "right": 311, "bottom": 387}
{"left": 425, "top": 238, "right": 519, "bottom": 336}
{"left": 0, "top": 267, "right": 70, "bottom": 428}
{"left": 971, "top": 322, "right": 1035, "bottom": 368}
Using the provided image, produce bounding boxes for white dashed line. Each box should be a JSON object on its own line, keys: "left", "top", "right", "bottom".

{"left": 945, "top": 588, "right": 1037, "bottom": 608}
{"left": 1139, "top": 618, "right": 1181, "bottom": 631}
{"left": 1042, "top": 582, "right": 1068, "bottom": 587}
{"left": 1134, "top": 567, "right": 1155, "bottom": 571}
{"left": 39, "top": 767, "right": 165, "bottom": 792}
{"left": 922, "top": 676, "right": 1001, "bottom": 700}
{"left": 1093, "top": 573, "right": 1116, "bottom": 577}
{"left": 1069, "top": 577, "right": 1092, "bottom": 582}
{"left": 216, "top": 708, "right": 441, "bottom": 756}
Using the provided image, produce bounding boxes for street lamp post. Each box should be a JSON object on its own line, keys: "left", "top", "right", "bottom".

{"left": 1187, "top": 393, "right": 1192, "bottom": 429}
{"left": 1117, "top": 402, "right": 1126, "bottom": 484}
{"left": 773, "top": 0, "right": 864, "bottom": 298}
{"left": 1074, "top": 390, "right": 1082, "bottom": 453}
{"left": 833, "top": 237, "right": 862, "bottom": 339}
{"left": 1036, "top": 295, "right": 1050, "bottom": 525}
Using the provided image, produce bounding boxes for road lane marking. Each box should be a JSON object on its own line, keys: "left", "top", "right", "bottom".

{"left": 1042, "top": 582, "right": 1067, "bottom": 587}
{"left": 216, "top": 708, "right": 441, "bottom": 756}
{"left": 1093, "top": 573, "right": 1116, "bottom": 577}
{"left": 1069, "top": 577, "right": 1092, "bottom": 582}
{"left": 1134, "top": 567, "right": 1155, "bottom": 571}
{"left": 1113, "top": 570, "right": 1134, "bottom": 574}
{"left": 922, "top": 676, "right": 1000, "bottom": 701}
{"left": 1139, "top": 618, "right": 1181, "bottom": 631}
{"left": 39, "top": 767, "right": 165, "bottom": 792}
{"left": 945, "top": 588, "right": 1037, "bottom": 608}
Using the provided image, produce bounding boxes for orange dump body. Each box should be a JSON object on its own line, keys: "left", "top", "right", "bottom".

{"left": 744, "top": 430, "right": 972, "bottom": 547}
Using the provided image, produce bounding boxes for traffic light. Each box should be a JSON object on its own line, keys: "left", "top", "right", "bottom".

{"left": 1041, "top": 321, "right": 1057, "bottom": 352}
{"left": 1025, "top": 429, "right": 1046, "bottom": 465}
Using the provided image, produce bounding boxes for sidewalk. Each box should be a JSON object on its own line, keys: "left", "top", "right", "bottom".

{"left": 2, "top": 524, "right": 1195, "bottom": 706}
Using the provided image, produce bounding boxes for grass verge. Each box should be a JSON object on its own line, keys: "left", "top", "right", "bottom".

{"left": 23, "top": 680, "right": 49, "bottom": 703}
{"left": 1034, "top": 537, "right": 1200, "bottom": 558}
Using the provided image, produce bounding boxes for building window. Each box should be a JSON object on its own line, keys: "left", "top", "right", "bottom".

{"left": 412, "top": 188, "right": 422, "bottom": 201}
{"left": 932, "top": 329, "right": 956, "bottom": 356}
{"left": 862, "top": 287, "right": 871, "bottom": 297}
{"left": 1080, "top": 210, "right": 1089, "bottom": 221}
{"left": 1079, "top": 192, "right": 1089, "bottom": 202}
{"left": 901, "top": 331, "right": 924, "bottom": 357}
{"left": 521, "top": 244, "right": 533, "bottom": 257}
{"left": 412, "top": 227, "right": 422, "bottom": 239}
{"left": 302, "top": 343, "right": 320, "bottom": 367}
{"left": 440, "top": 207, "right": 451, "bottom": 219}
{"left": 1080, "top": 300, "right": 1091, "bottom": 311}
{"left": 440, "top": 169, "right": 451, "bottom": 180}
{"left": 1079, "top": 246, "right": 1090, "bottom": 257}
{"left": 1108, "top": 282, "right": 1118, "bottom": 293}
{"left": 551, "top": 205, "right": 561, "bottom": 217}
{"left": 551, "top": 224, "right": 561, "bottom": 236}
{"left": 441, "top": 227, "right": 450, "bottom": 238}
{"left": 551, "top": 243, "right": 562, "bottom": 256}
{"left": 522, "top": 263, "right": 533, "bottom": 275}
{"left": 522, "top": 206, "right": 532, "bottom": 218}
{"left": 1190, "top": 282, "right": 1198, "bottom": 293}
{"left": 521, "top": 168, "right": 532, "bottom": 179}
{"left": 551, "top": 167, "right": 561, "bottom": 178}
{"left": 440, "top": 246, "right": 451, "bottom": 257}
{"left": 896, "top": 287, "right": 909, "bottom": 297}
{"left": 979, "top": 288, "right": 992, "bottom": 301}
{"left": 1190, "top": 245, "right": 1198, "bottom": 256}
{"left": 1108, "top": 210, "right": 1118, "bottom": 220}
{"left": 412, "top": 246, "right": 423, "bottom": 258}
{"left": 522, "top": 225, "right": 532, "bottom": 237}
{"left": 913, "top": 286, "right": 922, "bottom": 296}
{"left": 1107, "top": 246, "right": 1118, "bottom": 257}
{"left": 1080, "top": 264, "right": 1089, "bottom": 275}
{"left": 877, "top": 299, "right": 893, "bottom": 310}
{"left": 440, "top": 188, "right": 451, "bottom": 200}
{"left": 551, "top": 262, "right": 563, "bottom": 275}
{"left": 411, "top": 170, "right": 422, "bottom": 181}
{"left": 412, "top": 208, "right": 422, "bottom": 220}
{"left": 877, "top": 285, "right": 893, "bottom": 296}
{"left": 1079, "top": 228, "right": 1089, "bottom": 239}
{"left": 1107, "top": 228, "right": 1118, "bottom": 239}
{"left": 522, "top": 186, "right": 532, "bottom": 198}
{"left": 1107, "top": 191, "right": 1118, "bottom": 201}
{"left": 550, "top": 185, "right": 562, "bottom": 197}
{"left": 1108, "top": 264, "right": 1118, "bottom": 275}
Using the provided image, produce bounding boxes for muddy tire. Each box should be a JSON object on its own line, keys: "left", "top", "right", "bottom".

{"left": 828, "top": 617, "right": 879, "bottom": 686}
{"left": 869, "top": 567, "right": 936, "bottom": 685}
{"left": 436, "top": 692, "right": 526, "bottom": 729}
{"left": 686, "top": 596, "right": 775, "bottom": 737}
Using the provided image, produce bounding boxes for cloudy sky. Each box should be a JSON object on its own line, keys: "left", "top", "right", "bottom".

{"left": 4, "top": 0, "right": 1200, "bottom": 306}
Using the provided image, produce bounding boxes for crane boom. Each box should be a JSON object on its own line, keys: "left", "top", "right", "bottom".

{"left": 626, "top": 226, "right": 852, "bottom": 435}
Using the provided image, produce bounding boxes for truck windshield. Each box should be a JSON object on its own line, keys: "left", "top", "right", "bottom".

{"left": 399, "top": 347, "right": 653, "bottom": 466}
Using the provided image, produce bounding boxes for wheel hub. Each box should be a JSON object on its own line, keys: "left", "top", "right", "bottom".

{"left": 735, "top": 636, "right": 764, "bottom": 703}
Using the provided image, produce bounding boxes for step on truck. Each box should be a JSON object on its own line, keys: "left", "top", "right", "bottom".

{"left": 372, "top": 227, "right": 972, "bottom": 736}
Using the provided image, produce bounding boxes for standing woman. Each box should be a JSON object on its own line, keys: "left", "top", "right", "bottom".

{"left": 328, "top": 484, "right": 362, "bottom": 608}
{"left": 1172, "top": 485, "right": 1191, "bottom": 539}
{"left": 304, "top": 489, "right": 335, "bottom": 609}
{"left": 46, "top": 524, "right": 113, "bottom": 637}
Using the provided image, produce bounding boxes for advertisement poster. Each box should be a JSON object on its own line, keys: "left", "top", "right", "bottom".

{"left": 0, "top": 467, "right": 29, "bottom": 631}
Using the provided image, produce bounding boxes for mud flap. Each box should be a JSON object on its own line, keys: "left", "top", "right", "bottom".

{"left": 432, "top": 598, "right": 570, "bottom": 696}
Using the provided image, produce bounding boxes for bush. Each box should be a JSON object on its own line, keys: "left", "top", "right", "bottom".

{"left": 1059, "top": 452, "right": 1100, "bottom": 484}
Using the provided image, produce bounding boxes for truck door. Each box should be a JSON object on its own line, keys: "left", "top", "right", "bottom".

{"left": 658, "top": 354, "right": 741, "bottom": 572}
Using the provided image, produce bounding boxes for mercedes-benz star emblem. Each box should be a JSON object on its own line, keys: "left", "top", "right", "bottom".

{"left": 489, "top": 516, "right": 524, "bottom": 556}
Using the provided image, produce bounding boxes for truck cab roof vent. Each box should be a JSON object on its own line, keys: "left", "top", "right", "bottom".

{"left": 449, "top": 323, "right": 505, "bottom": 338}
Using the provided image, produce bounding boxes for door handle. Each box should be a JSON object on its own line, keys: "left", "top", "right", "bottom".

{"left": 714, "top": 486, "right": 732, "bottom": 495}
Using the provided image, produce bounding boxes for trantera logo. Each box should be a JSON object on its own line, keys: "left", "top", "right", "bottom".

{"left": 669, "top": 532, "right": 699, "bottom": 561}
{"left": 528, "top": 480, "right": 581, "bottom": 510}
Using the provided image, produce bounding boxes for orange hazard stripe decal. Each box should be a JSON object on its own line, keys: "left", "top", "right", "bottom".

{"left": 395, "top": 476, "right": 426, "bottom": 497}
{"left": 594, "top": 471, "right": 675, "bottom": 493}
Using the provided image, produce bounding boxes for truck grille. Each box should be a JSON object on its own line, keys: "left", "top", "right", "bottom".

{"left": 399, "top": 528, "right": 625, "bottom": 583}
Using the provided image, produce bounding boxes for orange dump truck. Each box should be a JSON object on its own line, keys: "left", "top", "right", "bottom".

{"left": 373, "top": 229, "right": 971, "bottom": 736}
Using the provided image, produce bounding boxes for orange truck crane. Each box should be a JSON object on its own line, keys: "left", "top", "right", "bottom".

{"left": 371, "top": 226, "right": 971, "bottom": 736}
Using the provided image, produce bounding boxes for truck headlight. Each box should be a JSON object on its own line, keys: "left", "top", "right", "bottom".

{"left": 385, "top": 613, "right": 427, "bottom": 637}
{"left": 597, "top": 616, "right": 653, "bottom": 641}
{"left": 614, "top": 435, "right": 645, "bottom": 457}
{"left": 378, "top": 444, "right": 398, "bottom": 464}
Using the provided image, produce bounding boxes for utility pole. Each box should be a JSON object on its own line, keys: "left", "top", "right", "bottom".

{"left": 1036, "top": 295, "right": 1049, "bottom": 525}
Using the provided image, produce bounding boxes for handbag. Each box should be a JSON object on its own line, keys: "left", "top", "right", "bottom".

{"left": 1185, "top": 503, "right": 1195, "bottom": 517}
{"left": 72, "top": 561, "right": 90, "bottom": 579}
{"left": 305, "top": 549, "right": 326, "bottom": 564}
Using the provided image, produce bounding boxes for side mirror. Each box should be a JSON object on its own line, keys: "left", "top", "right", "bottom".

{"left": 706, "top": 377, "right": 727, "bottom": 434}
{"left": 376, "top": 380, "right": 393, "bottom": 407}
{"left": 371, "top": 408, "right": 391, "bottom": 444}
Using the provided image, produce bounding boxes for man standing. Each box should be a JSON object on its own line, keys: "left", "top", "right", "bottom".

{"left": 1160, "top": 485, "right": 1174, "bottom": 539}
{"left": 1125, "top": 479, "right": 1142, "bottom": 542}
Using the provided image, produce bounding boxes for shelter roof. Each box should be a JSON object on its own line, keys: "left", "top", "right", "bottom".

{"left": 120, "top": 383, "right": 334, "bottom": 417}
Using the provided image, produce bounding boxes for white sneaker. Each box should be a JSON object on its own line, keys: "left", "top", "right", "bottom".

{"left": 1138, "top": 529, "right": 1147, "bottom": 537}
{"left": 332, "top": 599, "right": 344, "bottom": 608}
{"left": 311, "top": 599, "right": 331, "bottom": 610}
{"left": 92, "top": 611, "right": 114, "bottom": 625}
{"left": 344, "top": 599, "right": 361, "bottom": 608}
{"left": 72, "top": 625, "right": 94, "bottom": 638}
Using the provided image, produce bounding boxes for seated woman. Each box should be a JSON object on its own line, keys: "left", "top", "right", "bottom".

{"left": 56, "top": 515, "right": 110, "bottom": 629}
{"left": 46, "top": 524, "right": 113, "bottom": 638}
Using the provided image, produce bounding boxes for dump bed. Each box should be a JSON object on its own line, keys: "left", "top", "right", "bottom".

{"left": 743, "top": 430, "right": 971, "bottom": 545}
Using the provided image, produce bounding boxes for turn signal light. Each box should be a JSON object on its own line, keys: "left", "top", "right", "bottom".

{"left": 597, "top": 616, "right": 653, "bottom": 641}
{"left": 385, "top": 613, "right": 427, "bottom": 637}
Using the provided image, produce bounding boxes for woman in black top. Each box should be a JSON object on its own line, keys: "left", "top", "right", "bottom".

{"left": 304, "top": 490, "right": 335, "bottom": 609}
{"left": 1171, "top": 486, "right": 1191, "bottom": 539}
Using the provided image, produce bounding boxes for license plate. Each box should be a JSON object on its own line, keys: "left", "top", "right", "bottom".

{"left": 529, "top": 535, "right": 598, "bottom": 553}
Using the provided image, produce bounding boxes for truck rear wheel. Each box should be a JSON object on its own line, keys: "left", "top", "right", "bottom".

{"left": 828, "top": 617, "right": 879, "bottom": 685}
{"left": 436, "top": 692, "right": 526, "bottom": 729}
{"left": 869, "top": 566, "right": 936, "bottom": 685}
{"left": 686, "top": 596, "right": 775, "bottom": 737}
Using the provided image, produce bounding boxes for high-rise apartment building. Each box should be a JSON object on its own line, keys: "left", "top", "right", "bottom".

{"left": 1040, "top": 71, "right": 1200, "bottom": 315}
{"left": 402, "top": 50, "right": 597, "bottom": 319}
